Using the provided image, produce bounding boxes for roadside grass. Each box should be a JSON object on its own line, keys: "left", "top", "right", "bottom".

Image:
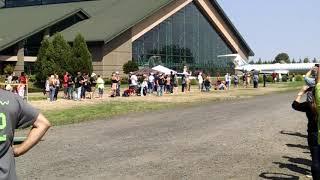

{"left": 44, "top": 101, "right": 177, "bottom": 126}
{"left": 36, "top": 81, "right": 304, "bottom": 126}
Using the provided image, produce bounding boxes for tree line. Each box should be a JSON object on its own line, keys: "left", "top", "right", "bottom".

{"left": 249, "top": 53, "right": 319, "bottom": 64}
{"left": 35, "top": 33, "right": 93, "bottom": 85}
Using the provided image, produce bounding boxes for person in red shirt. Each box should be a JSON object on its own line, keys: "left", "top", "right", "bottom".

{"left": 18, "top": 72, "right": 27, "bottom": 84}
{"left": 63, "top": 72, "right": 69, "bottom": 99}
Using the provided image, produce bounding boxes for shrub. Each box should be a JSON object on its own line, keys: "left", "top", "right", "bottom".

{"left": 3, "top": 64, "right": 14, "bottom": 75}
{"left": 266, "top": 76, "right": 273, "bottom": 82}
{"left": 295, "top": 75, "right": 303, "bottom": 81}
{"left": 282, "top": 75, "right": 288, "bottom": 82}
{"left": 123, "top": 61, "right": 139, "bottom": 74}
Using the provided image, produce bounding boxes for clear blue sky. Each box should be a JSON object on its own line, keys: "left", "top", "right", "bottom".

{"left": 217, "top": 0, "right": 320, "bottom": 62}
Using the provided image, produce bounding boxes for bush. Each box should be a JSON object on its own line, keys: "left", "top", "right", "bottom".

{"left": 295, "top": 75, "right": 303, "bottom": 81}
{"left": 266, "top": 76, "right": 273, "bottom": 82}
{"left": 123, "top": 61, "right": 139, "bottom": 74}
{"left": 282, "top": 75, "right": 288, "bottom": 82}
{"left": 3, "top": 64, "right": 14, "bottom": 75}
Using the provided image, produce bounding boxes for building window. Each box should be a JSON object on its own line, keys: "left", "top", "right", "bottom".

{"left": 132, "top": 2, "right": 235, "bottom": 74}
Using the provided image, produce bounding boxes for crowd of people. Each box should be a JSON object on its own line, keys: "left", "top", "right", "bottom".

{"left": 3, "top": 72, "right": 28, "bottom": 99}
{"left": 44, "top": 72, "right": 105, "bottom": 102}
{"left": 1, "top": 69, "right": 270, "bottom": 102}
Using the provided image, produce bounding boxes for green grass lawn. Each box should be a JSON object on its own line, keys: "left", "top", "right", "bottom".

{"left": 44, "top": 101, "right": 177, "bottom": 126}
{"left": 41, "top": 81, "right": 304, "bottom": 126}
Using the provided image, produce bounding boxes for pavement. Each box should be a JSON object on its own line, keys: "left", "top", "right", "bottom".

{"left": 16, "top": 92, "right": 311, "bottom": 180}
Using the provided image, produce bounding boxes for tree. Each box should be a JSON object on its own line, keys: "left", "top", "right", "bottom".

{"left": 303, "top": 57, "right": 310, "bottom": 63}
{"left": 72, "top": 34, "right": 93, "bottom": 75}
{"left": 291, "top": 58, "right": 296, "bottom": 64}
{"left": 274, "top": 53, "right": 290, "bottom": 63}
{"left": 52, "top": 33, "right": 73, "bottom": 75}
{"left": 313, "top": 58, "right": 317, "bottom": 63}
{"left": 299, "top": 58, "right": 303, "bottom": 63}
{"left": 123, "top": 61, "right": 139, "bottom": 74}
{"left": 249, "top": 60, "right": 254, "bottom": 64}
{"left": 257, "top": 58, "right": 262, "bottom": 64}
{"left": 35, "top": 38, "right": 58, "bottom": 85}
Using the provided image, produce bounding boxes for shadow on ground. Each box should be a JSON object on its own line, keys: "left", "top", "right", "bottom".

{"left": 259, "top": 131, "right": 310, "bottom": 179}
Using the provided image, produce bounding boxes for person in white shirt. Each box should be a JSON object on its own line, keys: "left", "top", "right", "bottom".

{"left": 148, "top": 73, "right": 155, "bottom": 94}
{"left": 130, "top": 73, "right": 138, "bottom": 91}
{"left": 198, "top": 72, "right": 204, "bottom": 91}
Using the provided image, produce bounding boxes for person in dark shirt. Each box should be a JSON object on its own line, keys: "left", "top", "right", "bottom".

{"left": 0, "top": 89, "right": 51, "bottom": 179}
{"left": 292, "top": 85, "right": 320, "bottom": 179}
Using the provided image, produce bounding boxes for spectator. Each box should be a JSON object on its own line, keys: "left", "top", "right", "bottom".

{"left": 218, "top": 81, "right": 227, "bottom": 90}
{"left": 90, "top": 73, "right": 97, "bottom": 99}
{"left": 148, "top": 73, "right": 155, "bottom": 94}
{"left": 54, "top": 74, "right": 60, "bottom": 101}
{"left": 67, "top": 74, "right": 74, "bottom": 100}
{"left": 115, "top": 72, "right": 121, "bottom": 97}
{"left": 49, "top": 75, "right": 56, "bottom": 102}
{"left": 63, "top": 72, "right": 69, "bottom": 99}
{"left": 181, "top": 74, "right": 187, "bottom": 93}
{"left": 172, "top": 72, "right": 178, "bottom": 94}
{"left": 165, "top": 75, "right": 171, "bottom": 94}
{"left": 198, "top": 72, "right": 204, "bottom": 91}
{"left": 111, "top": 72, "right": 118, "bottom": 97}
{"left": 96, "top": 75, "right": 104, "bottom": 99}
{"left": 74, "top": 72, "right": 83, "bottom": 101}
{"left": 253, "top": 74, "right": 259, "bottom": 88}
{"left": 204, "top": 75, "right": 211, "bottom": 92}
{"left": 140, "top": 74, "right": 148, "bottom": 96}
{"left": 233, "top": 75, "right": 239, "bottom": 88}
{"left": 157, "top": 74, "right": 165, "bottom": 96}
{"left": 186, "top": 73, "right": 191, "bottom": 92}
{"left": 225, "top": 73, "right": 231, "bottom": 90}
{"left": 81, "top": 73, "right": 89, "bottom": 100}
{"left": 263, "top": 74, "right": 267, "bottom": 87}
{"left": 130, "top": 72, "right": 138, "bottom": 92}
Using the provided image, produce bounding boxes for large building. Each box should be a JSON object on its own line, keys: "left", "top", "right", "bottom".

{"left": 0, "top": 0, "right": 254, "bottom": 76}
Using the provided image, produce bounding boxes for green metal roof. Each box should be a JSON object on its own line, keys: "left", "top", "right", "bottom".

{"left": 0, "top": 5, "right": 89, "bottom": 51}
{"left": 0, "top": 0, "right": 254, "bottom": 56}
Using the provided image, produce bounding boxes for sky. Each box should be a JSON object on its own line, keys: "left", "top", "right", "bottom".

{"left": 216, "top": 0, "right": 320, "bottom": 62}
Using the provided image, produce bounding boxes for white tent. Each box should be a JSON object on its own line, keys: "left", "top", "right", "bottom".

{"left": 152, "top": 65, "right": 177, "bottom": 75}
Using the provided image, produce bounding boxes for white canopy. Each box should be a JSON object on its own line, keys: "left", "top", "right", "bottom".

{"left": 152, "top": 65, "right": 177, "bottom": 75}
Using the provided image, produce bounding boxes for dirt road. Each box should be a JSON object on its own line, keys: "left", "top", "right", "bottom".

{"left": 17, "top": 92, "right": 310, "bottom": 179}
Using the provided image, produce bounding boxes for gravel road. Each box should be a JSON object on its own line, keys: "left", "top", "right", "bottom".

{"left": 16, "top": 92, "right": 311, "bottom": 180}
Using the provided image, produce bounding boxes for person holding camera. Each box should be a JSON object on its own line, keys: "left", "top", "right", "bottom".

{"left": 292, "top": 65, "right": 320, "bottom": 179}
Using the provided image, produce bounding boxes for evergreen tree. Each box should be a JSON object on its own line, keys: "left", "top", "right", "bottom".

{"left": 303, "top": 57, "right": 310, "bottom": 63}
{"left": 299, "top": 58, "right": 303, "bottom": 63}
{"left": 291, "top": 58, "right": 296, "bottom": 64}
{"left": 72, "top": 34, "right": 93, "bottom": 75}
{"left": 257, "top": 58, "right": 262, "bottom": 64}
{"left": 52, "top": 33, "right": 72, "bottom": 75}
{"left": 35, "top": 38, "right": 57, "bottom": 85}
{"left": 313, "top": 58, "right": 317, "bottom": 63}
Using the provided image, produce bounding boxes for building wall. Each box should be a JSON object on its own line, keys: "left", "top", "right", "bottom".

{"left": 99, "top": 29, "right": 132, "bottom": 77}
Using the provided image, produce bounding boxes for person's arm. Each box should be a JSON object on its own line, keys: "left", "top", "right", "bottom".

{"left": 13, "top": 114, "right": 51, "bottom": 157}
{"left": 292, "top": 86, "right": 308, "bottom": 112}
